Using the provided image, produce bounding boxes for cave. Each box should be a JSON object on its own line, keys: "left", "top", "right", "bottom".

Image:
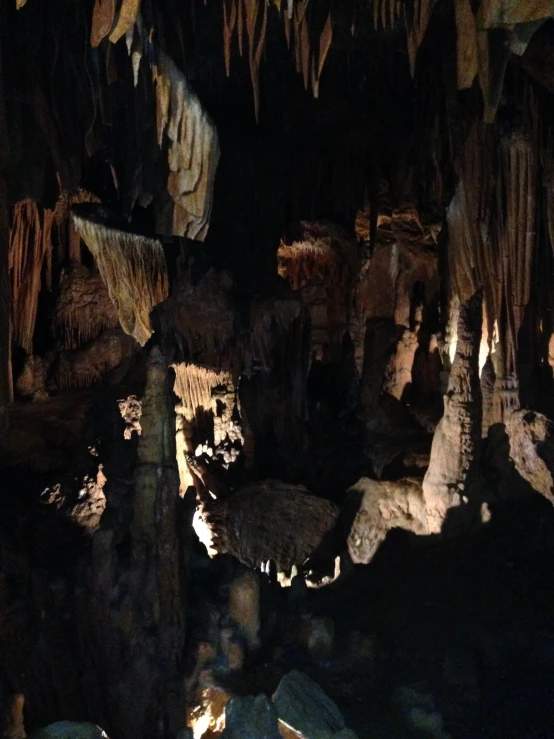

{"left": 2, "top": 1, "right": 554, "bottom": 738}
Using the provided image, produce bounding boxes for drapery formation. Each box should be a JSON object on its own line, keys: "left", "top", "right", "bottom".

{"left": 8, "top": 191, "right": 100, "bottom": 356}
{"left": 445, "top": 85, "right": 543, "bottom": 416}
{"left": 89, "top": 2, "right": 220, "bottom": 239}
{"left": 72, "top": 213, "right": 168, "bottom": 346}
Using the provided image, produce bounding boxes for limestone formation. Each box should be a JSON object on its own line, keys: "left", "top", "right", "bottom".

{"left": 346, "top": 477, "right": 428, "bottom": 564}
{"left": 193, "top": 480, "right": 339, "bottom": 575}
{"left": 72, "top": 213, "right": 168, "bottom": 346}
{"left": 272, "top": 671, "right": 346, "bottom": 739}
{"left": 505, "top": 409, "right": 554, "bottom": 504}
{"left": 221, "top": 695, "right": 281, "bottom": 739}
{"left": 422, "top": 292, "right": 483, "bottom": 533}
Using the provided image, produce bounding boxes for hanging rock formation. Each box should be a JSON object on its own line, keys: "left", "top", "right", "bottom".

{"left": 72, "top": 212, "right": 168, "bottom": 346}
{"left": 193, "top": 480, "right": 339, "bottom": 576}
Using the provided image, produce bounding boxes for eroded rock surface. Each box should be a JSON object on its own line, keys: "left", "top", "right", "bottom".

{"left": 272, "top": 671, "right": 346, "bottom": 739}
{"left": 346, "top": 477, "right": 427, "bottom": 564}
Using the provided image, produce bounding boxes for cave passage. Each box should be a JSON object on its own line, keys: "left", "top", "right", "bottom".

{"left": 2, "top": 2, "right": 554, "bottom": 739}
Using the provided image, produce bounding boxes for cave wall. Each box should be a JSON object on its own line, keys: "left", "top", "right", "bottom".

{"left": 3, "top": 2, "right": 554, "bottom": 739}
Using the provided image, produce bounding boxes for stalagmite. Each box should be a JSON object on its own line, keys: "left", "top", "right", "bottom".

{"left": 422, "top": 291, "right": 483, "bottom": 533}
{"left": 117, "top": 345, "right": 187, "bottom": 738}
{"left": 72, "top": 213, "right": 168, "bottom": 346}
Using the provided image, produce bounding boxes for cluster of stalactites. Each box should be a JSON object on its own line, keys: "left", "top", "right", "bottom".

{"left": 447, "top": 110, "right": 539, "bottom": 385}
{"left": 90, "top": 0, "right": 143, "bottom": 47}
{"left": 172, "top": 362, "right": 241, "bottom": 492}
{"left": 88, "top": 3, "right": 220, "bottom": 240}
{"left": 72, "top": 214, "right": 169, "bottom": 346}
{"left": 9, "top": 190, "right": 100, "bottom": 354}
{"left": 222, "top": 0, "right": 332, "bottom": 120}
{"left": 172, "top": 363, "right": 235, "bottom": 423}
{"left": 375, "top": 0, "right": 554, "bottom": 119}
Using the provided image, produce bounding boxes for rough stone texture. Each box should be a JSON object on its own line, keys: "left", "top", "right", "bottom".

{"left": 196, "top": 481, "right": 339, "bottom": 574}
{"left": 422, "top": 292, "right": 483, "bottom": 533}
{"left": 383, "top": 328, "right": 419, "bottom": 401}
{"left": 345, "top": 477, "right": 427, "bottom": 565}
{"left": 228, "top": 570, "right": 260, "bottom": 650}
{"left": 31, "top": 723, "right": 108, "bottom": 739}
{"left": 2, "top": 694, "right": 26, "bottom": 739}
{"left": 52, "top": 328, "right": 139, "bottom": 390}
{"left": 272, "top": 671, "right": 345, "bottom": 739}
{"left": 0, "top": 175, "right": 10, "bottom": 434}
{"left": 14, "top": 355, "right": 48, "bottom": 399}
{"left": 221, "top": 695, "right": 281, "bottom": 739}
{"left": 505, "top": 409, "right": 554, "bottom": 504}
{"left": 53, "top": 263, "right": 118, "bottom": 349}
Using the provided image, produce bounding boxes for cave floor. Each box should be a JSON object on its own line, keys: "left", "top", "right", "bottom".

{"left": 230, "top": 496, "right": 554, "bottom": 739}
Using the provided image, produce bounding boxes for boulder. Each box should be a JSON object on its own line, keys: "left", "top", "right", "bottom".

{"left": 272, "top": 671, "right": 345, "bottom": 739}
{"left": 345, "top": 477, "right": 427, "bottom": 565}
{"left": 221, "top": 695, "right": 281, "bottom": 739}
{"left": 31, "top": 723, "right": 108, "bottom": 739}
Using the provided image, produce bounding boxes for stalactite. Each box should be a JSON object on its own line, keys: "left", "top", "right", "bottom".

{"left": 455, "top": 0, "right": 478, "bottom": 90}
{"left": 9, "top": 201, "right": 53, "bottom": 353}
{"left": 72, "top": 213, "right": 169, "bottom": 346}
{"left": 173, "top": 364, "right": 234, "bottom": 424}
{"left": 152, "top": 50, "right": 221, "bottom": 239}
{"left": 405, "top": 0, "right": 435, "bottom": 78}
{"left": 222, "top": 0, "right": 332, "bottom": 117}
{"left": 51, "top": 190, "right": 101, "bottom": 268}
{"left": 244, "top": 0, "right": 267, "bottom": 121}
{"left": 497, "top": 133, "right": 537, "bottom": 375}
{"left": 90, "top": 0, "right": 116, "bottom": 48}
{"left": 172, "top": 363, "right": 238, "bottom": 492}
{"left": 109, "top": 0, "right": 141, "bottom": 44}
{"left": 0, "top": 176, "right": 10, "bottom": 427}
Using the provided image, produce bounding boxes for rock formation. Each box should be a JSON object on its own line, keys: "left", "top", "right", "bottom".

{"left": 3, "top": 3, "right": 554, "bottom": 739}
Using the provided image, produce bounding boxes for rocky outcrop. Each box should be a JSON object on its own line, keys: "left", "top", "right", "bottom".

{"left": 221, "top": 695, "right": 281, "bottom": 739}
{"left": 31, "top": 723, "right": 108, "bottom": 739}
{"left": 505, "top": 409, "right": 554, "bottom": 504}
{"left": 194, "top": 480, "right": 339, "bottom": 576}
{"left": 272, "top": 671, "right": 346, "bottom": 739}
{"left": 345, "top": 477, "right": 427, "bottom": 565}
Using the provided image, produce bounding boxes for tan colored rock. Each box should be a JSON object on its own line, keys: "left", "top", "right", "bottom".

{"left": 505, "top": 409, "right": 554, "bottom": 504}
{"left": 2, "top": 694, "right": 25, "bottom": 739}
{"left": 383, "top": 329, "right": 419, "bottom": 400}
{"left": 194, "top": 480, "right": 339, "bottom": 575}
{"left": 346, "top": 477, "right": 427, "bottom": 564}
{"left": 31, "top": 723, "right": 108, "bottom": 739}
{"left": 422, "top": 292, "right": 482, "bottom": 533}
